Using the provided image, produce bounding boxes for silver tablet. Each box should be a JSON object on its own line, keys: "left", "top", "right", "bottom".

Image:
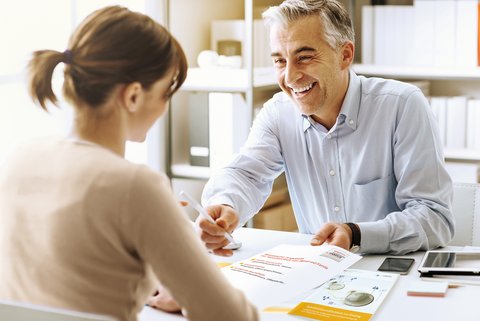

{"left": 418, "top": 250, "right": 480, "bottom": 276}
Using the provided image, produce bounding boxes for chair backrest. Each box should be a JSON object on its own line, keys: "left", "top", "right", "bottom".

{"left": 449, "top": 182, "right": 480, "bottom": 246}
{"left": 0, "top": 300, "right": 117, "bottom": 321}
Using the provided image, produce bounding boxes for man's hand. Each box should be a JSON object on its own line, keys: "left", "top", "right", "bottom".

{"left": 310, "top": 222, "right": 352, "bottom": 250}
{"left": 196, "top": 204, "right": 239, "bottom": 257}
{"left": 147, "top": 285, "right": 181, "bottom": 313}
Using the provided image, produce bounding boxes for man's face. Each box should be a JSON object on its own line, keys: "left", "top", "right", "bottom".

{"left": 269, "top": 15, "right": 351, "bottom": 123}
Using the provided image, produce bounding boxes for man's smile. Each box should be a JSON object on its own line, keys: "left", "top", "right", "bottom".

{"left": 290, "top": 82, "right": 317, "bottom": 96}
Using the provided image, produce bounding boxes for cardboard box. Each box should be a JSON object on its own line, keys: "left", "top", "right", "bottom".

{"left": 254, "top": 201, "right": 297, "bottom": 232}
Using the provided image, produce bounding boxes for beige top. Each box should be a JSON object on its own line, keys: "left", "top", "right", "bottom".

{"left": 0, "top": 137, "right": 258, "bottom": 321}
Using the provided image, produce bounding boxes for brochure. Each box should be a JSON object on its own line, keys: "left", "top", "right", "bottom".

{"left": 288, "top": 269, "right": 399, "bottom": 321}
{"left": 221, "top": 244, "right": 361, "bottom": 309}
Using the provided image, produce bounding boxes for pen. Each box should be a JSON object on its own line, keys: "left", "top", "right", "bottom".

{"left": 179, "top": 191, "right": 240, "bottom": 246}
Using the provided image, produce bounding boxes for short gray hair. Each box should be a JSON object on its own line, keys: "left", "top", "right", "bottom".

{"left": 262, "top": 0, "right": 354, "bottom": 50}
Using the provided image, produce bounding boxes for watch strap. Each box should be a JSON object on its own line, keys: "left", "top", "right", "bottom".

{"left": 345, "top": 222, "right": 361, "bottom": 250}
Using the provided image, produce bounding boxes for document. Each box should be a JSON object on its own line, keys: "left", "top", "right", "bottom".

{"left": 289, "top": 269, "right": 399, "bottom": 321}
{"left": 221, "top": 244, "right": 361, "bottom": 309}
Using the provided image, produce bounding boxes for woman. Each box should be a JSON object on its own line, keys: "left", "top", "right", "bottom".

{"left": 0, "top": 6, "right": 257, "bottom": 321}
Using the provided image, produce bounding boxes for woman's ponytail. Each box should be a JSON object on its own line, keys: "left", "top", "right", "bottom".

{"left": 27, "top": 50, "right": 65, "bottom": 110}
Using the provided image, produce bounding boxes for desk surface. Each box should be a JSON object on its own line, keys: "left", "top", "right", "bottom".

{"left": 139, "top": 228, "right": 477, "bottom": 321}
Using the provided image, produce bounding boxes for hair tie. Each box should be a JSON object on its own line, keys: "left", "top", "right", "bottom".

{"left": 63, "top": 49, "right": 73, "bottom": 64}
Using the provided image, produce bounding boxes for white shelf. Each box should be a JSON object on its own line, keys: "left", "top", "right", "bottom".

{"left": 181, "top": 67, "right": 277, "bottom": 92}
{"left": 444, "top": 149, "right": 480, "bottom": 162}
{"left": 353, "top": 64, "right": 480, "bottom": 81}
{"left": 171, "top": 163, "right": 211, "bottom": 180}
{"left": 353, "top": 63, "right": 480, "bottom": 163}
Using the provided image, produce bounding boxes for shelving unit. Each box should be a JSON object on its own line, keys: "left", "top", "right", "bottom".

{"left": 444, "top": 149, "right": 480, "bottom": 162}
{"left": 175, "top": 62, "right": 480, "bottom": 168}
{"left": 352, "top": 64, "right": 480, "bottom": 162}
{"left": 353, "top": 64, "right": 480, "bottom": 162}
{"left": 170, "top": 67, "right": 277, "bottom": 179}
{"left": 167, "top": 1, "right": 282, "bottom": 181}
{"left": 181, "top": 67, "right": 277, "bottom": 92}
{"left": 165, "top": 0, "right": 282, "bottom": 219}
{"left": 353, "top": 64, "right": 480, "bottom": 81}
{"left": 166, "top": 0, "right": 480, "bottom": 183}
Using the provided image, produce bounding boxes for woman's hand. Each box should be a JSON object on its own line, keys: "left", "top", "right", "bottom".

{"left": 146, "top": 285, "right": 181, "bottom": 313}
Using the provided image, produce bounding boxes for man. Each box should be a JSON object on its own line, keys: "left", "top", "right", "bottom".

{"left": 198, "top": 0, "right": 454, "bottom": 256}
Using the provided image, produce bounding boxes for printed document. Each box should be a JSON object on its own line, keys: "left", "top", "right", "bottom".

{"left": 221, "top": 244, "right": 361, "bottom": 309}
{"left": 289, "top": 269, "right": 399, "bottom": 321}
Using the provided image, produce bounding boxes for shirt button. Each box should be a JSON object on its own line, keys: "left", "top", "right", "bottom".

{"left": 334, "top": 206, "right": 340, "bottom": 212}
{"left": 329, "top": 169, "right": 335, "bottom": 176}
{"left": 327, "top": 134, "right": 332, "bottom": 139}
{"left": 349, "top": 119, "right": 354, "bottom": 125}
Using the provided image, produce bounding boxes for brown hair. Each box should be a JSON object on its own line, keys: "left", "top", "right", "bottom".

{"left": 28, "top": 6, "right": 187, "bottom": 110}
{"left": 262, "top": 0, "right": 354, "bottom": 50}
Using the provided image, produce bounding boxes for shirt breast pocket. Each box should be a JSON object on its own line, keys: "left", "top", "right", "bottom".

{"left": 350, "top": 175, "right": 398, "bottom": 221}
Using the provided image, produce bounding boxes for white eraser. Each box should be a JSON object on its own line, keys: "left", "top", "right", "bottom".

{"left": 407, "top": 281, "right": 448, "bottom": 297}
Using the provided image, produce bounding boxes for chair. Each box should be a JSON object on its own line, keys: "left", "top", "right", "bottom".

{"left": 449, "top": 182, "right": 480, "bottom": 246}
{"left": 0, "top": 300, "right": 117, "bottom": 321}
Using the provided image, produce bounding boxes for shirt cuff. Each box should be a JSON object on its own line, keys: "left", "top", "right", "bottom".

{"left": 357, "top": 220, "right": 390, "bottom": 253}
{"left": 202, "top": 195, "right": 235, "bottom": 209}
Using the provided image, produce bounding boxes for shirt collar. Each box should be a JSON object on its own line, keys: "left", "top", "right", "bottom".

{"left": 302, "top": 115, "right": 315, "bottom": 131}
{"left": 339, "top": 69, "right": 361, "bottom": 131}
{"left": 302, "top": 69, "right": 361, "bottom": 132}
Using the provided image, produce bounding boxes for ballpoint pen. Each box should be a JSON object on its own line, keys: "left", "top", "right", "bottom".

{"left": 179, "top": 190, "right": 242, "bottom": 250}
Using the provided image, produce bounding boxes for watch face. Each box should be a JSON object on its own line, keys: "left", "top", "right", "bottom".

{"left": 350, "top": 245, "right": 360, "bottom": 253}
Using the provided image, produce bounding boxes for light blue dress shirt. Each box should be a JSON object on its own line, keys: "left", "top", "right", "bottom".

{"left": 202, "top": 70, "right": 454, "bottom": 254}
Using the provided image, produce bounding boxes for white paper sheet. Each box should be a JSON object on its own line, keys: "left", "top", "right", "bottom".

{"left": 222, "top": 244, "right": 361, "bottom": 309}
{"left": 289, "top": 269, "right": 399, "bottom": 320}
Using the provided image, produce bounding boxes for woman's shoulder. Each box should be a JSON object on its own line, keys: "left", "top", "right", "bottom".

{"left": 88, "top": 151, "right": 170, "bottom": 194}
{"left": 129, "top": 163, "right": 170, "bottom": 188}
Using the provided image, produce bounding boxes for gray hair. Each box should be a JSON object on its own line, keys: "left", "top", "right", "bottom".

{"left": 262, "top": 0, "right": 354, "bottom": 50}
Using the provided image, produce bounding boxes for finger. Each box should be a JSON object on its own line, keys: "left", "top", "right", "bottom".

{"left": 215, "top": 212, "right": 238, "bottom": 233}
{"left": 205, "top": 238, "right": 230, "bottom": 250}
{"left": 310, "top": 238, "right": 324, "bottom": 246}
{"left": 310, "top": 223, "right": 337, "bottom": 246}
{"left": 148, "top": 300, "right": 180, "bottom": 313}
{"left": 146, "top": 294, "right": 161, "bottom": 307}
{"left": 200, "top": 230, "right": 227, "bottom": 244}
{"left": 328, "top": 237, "right": 350, "bottom": 250}
{"left": 204, "top": 205, "right": 223, "bottom": 220}
{"left": 147, "top": 293, "right": 181, "bottom": 313}
{"left": 198, "top": 218, "right": 226, "bottom": 237}
{"left": 212, "top": 248, "right": 234, "bottom": 257}
{"left": 215, "top": 218, "right": 228, "bottom": 229}
{"left": 326, "top": 229, "right": 350, "bottom": 250}
{"left": 205, "top": 205, "right": 238, "bottom": 227}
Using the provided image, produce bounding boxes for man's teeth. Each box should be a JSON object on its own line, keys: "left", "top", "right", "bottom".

{"left": 292, "top": 83, "right": 314, "bottom": 93}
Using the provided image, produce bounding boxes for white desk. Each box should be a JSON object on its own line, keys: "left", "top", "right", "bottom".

{"left": 139, "top": 228, "right": 477, "bottom": 321}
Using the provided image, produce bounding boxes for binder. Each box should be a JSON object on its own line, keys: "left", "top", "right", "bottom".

{"left": 361, "top": 5, "right": 375, "bottom": 64}
{"left": 433, "top": 1, "right": 456, "bottom": 67}
{"left": 445, "top": 96, "right": 468, "bottom": 150}
{"left": 208, "top": 93, "right": 249, "bottom": 172}
{"left": 455, "top": 0, "right": 478, "bottom": 67}
{"left": 188, "top": 92, "right": 210, "bottom": 167}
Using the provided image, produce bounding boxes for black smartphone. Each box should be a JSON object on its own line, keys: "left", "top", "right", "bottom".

{"left": 377, "top": 257, "right": 415, "bottom": 275}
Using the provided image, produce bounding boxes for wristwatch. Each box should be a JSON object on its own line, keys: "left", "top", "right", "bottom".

{"left": 345, "top": 222, "right": 361, "bottom": 253}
